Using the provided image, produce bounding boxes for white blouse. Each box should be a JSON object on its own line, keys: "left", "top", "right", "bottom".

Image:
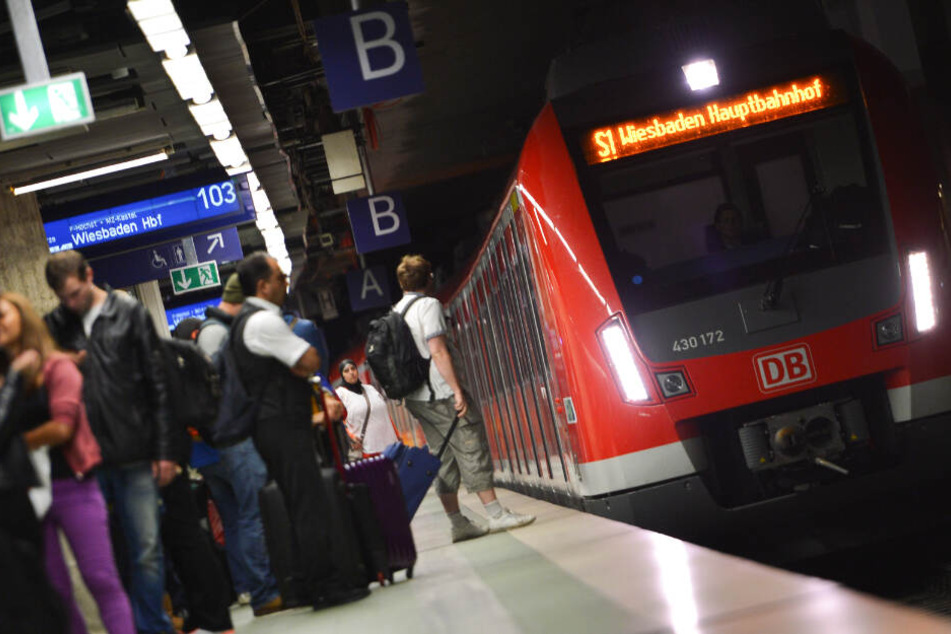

{"left": 337, "top": 383, "right": 399, "bottom": 454}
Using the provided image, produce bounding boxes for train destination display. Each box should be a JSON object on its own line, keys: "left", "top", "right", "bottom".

{"left": 44, "top": 178, "right": 250, "bottom": 253}
{"left": 584, "top": 74, "right": 847, "bottom": 164}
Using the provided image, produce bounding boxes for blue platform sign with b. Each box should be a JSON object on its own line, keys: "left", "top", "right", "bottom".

{"left": 313, "top": 2, "right": 424, "bottom": 112}
{"left": 347, "top": 192, "right": 412, "bottom": 254}
{"left": 346, "top": 266, "right": 392, "bottom": 312}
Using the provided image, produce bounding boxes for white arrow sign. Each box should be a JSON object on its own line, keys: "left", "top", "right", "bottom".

{"left": 206, "top": 232, "right": 224, "bottom": 254}
{"left": 9, "top": 90, "right": 38, "bottom": 132}
{"left": 173, "top": 271, "right": 193, "bottom": 290}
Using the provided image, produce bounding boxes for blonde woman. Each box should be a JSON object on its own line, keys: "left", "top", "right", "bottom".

{"left": 0, "top": 292, "right": 134, "bottom": 634}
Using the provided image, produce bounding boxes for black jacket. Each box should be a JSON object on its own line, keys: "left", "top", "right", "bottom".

{"left": 45, "top": 291, "right": 173, "bottom": 466}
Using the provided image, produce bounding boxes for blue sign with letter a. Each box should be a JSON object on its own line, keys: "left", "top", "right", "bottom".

{"left": 346, "top": 266, "right": 392, "bottom": 312}
{"left": 313, "top": 2, "right": 424, "bottom": 112}
{"left": 347, "top": 192, "right": 412, "bottom": 254}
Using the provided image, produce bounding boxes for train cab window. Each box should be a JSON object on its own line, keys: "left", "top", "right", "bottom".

{"left": 588, "top": 107, "right": 887, "bottom": 314}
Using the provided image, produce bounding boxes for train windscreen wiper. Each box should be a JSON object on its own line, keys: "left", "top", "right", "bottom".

{"left": 761, "top": 191, "right": 822, "bottom": 311}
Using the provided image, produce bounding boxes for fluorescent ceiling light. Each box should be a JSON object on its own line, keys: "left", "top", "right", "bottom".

{"left": 225, "top": 163, "right": 252, "bottom": 176}
{"left": 145, "top": 28, "right": 189, "bottom": 59}
{"left": 162, "top": 54, "right": 213, "bottom": 104}
{"left": 682, "top": 59, "right": 719, "bottom": 91}
{"left": 210, "top": 135, "right": 248, "bottom": 168}
{"left": 138, "top": 13, "right": 182, "bottom": 37}
{"left": 188, "top": 99, "right": 232, "bottom": 139}
{"left": 126, "top": 0, "right": 176, "bottom": 22}
{"left": 12, "top": 151, "right": 169, "bottom": 195}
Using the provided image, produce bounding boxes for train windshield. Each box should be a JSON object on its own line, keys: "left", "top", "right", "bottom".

{"left": 587, "top": 106, "right": 888, "bottom": 314}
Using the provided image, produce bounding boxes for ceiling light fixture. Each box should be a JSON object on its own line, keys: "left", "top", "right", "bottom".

{"left": 127, "top": 0, "right": 291, "bottom": 273}
{"left": 209, "top": 135, "right": 249, "bottom": 168}
{"left": 188, "top": 99, "right": 232, "bottom": 139}
{"left": 11, "top": 150, "right": 169, "bottom": 196}
{"left": 162, "top": 54, "right": 214, "bottom": 104}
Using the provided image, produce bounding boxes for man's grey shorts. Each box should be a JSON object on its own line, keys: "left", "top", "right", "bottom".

{"left": 404, "top": 394, "right": 494, "bottom": 494}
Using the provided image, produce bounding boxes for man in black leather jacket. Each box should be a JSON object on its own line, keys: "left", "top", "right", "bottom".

{"left": 44, "top": 251, "right": 178, "bottom": 634}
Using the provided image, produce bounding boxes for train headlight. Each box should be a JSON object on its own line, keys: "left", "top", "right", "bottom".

{"left": 682, "top": 59, "right": 719, "bottom": 91}
{"left": 656, "top": 371, "right": 691, "bottom": 399}
{"left": 909, "top": 251, "right": 937, "bottom": 332}
{"left": 874, "top": 314, "right": 903, "bottom": 346}
{"left": 597, "top": 315, "right": 650, "bottom": 403}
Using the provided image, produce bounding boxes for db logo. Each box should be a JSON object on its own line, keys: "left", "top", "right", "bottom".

{"left": 753, "top": 344, "right": 816, "bottom": 393}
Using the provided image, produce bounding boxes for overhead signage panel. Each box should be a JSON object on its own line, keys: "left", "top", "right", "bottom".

{"left": 346, "top": 266, "right": 392, "bottom": 312}
{"left": 44, "top": 176, "right": 254, "bottom": 254}
{"left": 583, "top": 74, "right": 847, "bottom": 165}
{"left": 0, "top": 72, "right": 94, "bottom": 141}
{"left": 90, "top": 227, "right": 243, "bottom": 290}
{"left": 346, "top": 192, "right": 412, "bottom": 254}
{"left": 313, "top": 1, "right": 424, "bottom": 112}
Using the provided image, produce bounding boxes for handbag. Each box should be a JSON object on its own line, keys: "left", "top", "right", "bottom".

{"left": 382, "top": 415, "right": 460, "bottom": 520}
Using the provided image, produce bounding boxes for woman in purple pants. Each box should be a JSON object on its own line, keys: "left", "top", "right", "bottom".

{"left": 0, "top": 292, "right": 134, "bottom": 634}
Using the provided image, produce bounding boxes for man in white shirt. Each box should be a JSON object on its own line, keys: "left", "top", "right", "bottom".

{"left": 233, "top": 252, "right": 369, "bottom": 610}
{"left": 395, "top": 254, "right": 535, "bottom": 543}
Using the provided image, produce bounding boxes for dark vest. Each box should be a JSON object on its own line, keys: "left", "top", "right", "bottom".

{"left": 232, "top": 303, "right": 313, "bottom": 429}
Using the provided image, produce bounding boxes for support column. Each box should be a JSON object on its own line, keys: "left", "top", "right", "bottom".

{"left": 0, "top": 189, "right": 57, "bottom": 313}
{"left": 134, "top": 280, "right": 171, "bottom": 339}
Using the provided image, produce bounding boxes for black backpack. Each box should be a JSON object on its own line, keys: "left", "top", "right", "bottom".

{"left": 198, "top": 308, "right": 267, "bottom": 447}
{"left": 365, "top": 295, "right": 432, "bottom": 400}
{"left": 158, "top": 338, "right": 221, "bottom": 439}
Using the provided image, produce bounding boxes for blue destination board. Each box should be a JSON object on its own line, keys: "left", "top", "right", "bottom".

{"left": 166, "top": 298, "right": 219, "bottom": 331}
{"left": 44, "top": 177, "right": 252, "bottom": 253}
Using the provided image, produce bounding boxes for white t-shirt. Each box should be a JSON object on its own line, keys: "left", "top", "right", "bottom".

{"left": 392, "top": 293, "right": 453, "bottom": 401}
{"left": 241, "top": 297, "right": 310, "bottom": 368}
{"left": 337, "top": 383, "right": 399, "bottom": 454}
{"left": 82, "top": 301, "right": 105, "bottom": 337}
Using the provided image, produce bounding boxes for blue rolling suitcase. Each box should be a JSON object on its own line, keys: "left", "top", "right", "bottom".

{"left": 382, "top": 416, "right": 459, "bottom": 520}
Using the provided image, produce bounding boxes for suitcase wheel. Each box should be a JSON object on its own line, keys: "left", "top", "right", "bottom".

{"left": 377, "top": 571, "right": 386, "bottom": 587}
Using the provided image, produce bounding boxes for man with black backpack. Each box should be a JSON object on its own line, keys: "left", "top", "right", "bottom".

{"left": 392, "top": 255, "right": 535, "bottom": 543}
{"left": 194, "top": 275, "right": 284, "bottom": 617}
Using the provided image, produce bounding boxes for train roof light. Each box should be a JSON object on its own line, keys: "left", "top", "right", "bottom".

{"left": 597, "top": 316, "right": 650, "bottom": 403}
{"left": 682, "top": 59, "right": 719, "bottom": 91}
{"left": 909, "top": 251, "right": 937, "bottom": 332}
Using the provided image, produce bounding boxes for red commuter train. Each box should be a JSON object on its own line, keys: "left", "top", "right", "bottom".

{"left": 340, "top": 28, "right": 951, "bottom": 550}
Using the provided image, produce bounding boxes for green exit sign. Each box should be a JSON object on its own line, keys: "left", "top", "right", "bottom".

{"left": 170, "top": 262, "right": 221, "bottom": 295}
{"left": 0, "top": 72, "right": 94, "bottom": 141}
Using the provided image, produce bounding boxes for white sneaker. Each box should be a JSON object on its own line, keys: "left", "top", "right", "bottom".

{"left": 237, "top": 592, "right": 251, "bottom": 606}
{"left": 487, "top": 508, "right": 536, "bottom": 533}
{"left": 451, "top": 518, "right": 489, "bottom": 543}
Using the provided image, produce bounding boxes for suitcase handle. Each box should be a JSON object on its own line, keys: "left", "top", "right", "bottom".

{"left": 435, "top": 415, "right": 460, "bottom": 462}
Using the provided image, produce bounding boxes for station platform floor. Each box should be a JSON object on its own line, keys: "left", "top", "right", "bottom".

{"left": 227, "top": 488, "right": 951, "bottom": 634}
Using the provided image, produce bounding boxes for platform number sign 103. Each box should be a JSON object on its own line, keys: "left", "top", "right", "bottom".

{"left": 196, "top": 182, "right": 237, "bottom": 209}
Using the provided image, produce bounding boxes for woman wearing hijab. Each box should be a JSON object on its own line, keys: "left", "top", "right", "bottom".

{"left": 336, "top": 359, "right": 399, "bottom": 458}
